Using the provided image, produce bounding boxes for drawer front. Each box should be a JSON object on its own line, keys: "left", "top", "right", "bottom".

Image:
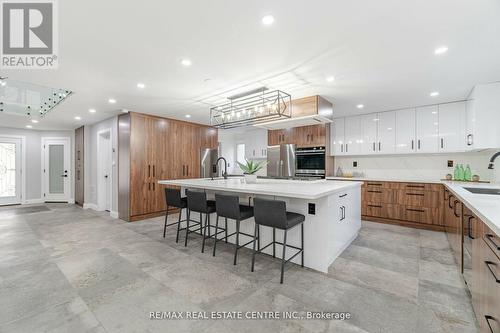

{"left": 363, "top": 203, "right": 401, "bottom": 220}
{"left": 403, "top": 206, "right": 442, "bottom": 225}
{"left": 397, "top": 190, "right": 440, "bottom": 208}
{"left": 363, "top": 188, "right": 396, "bottom": 204}
{"left": 481, "top": 240, "right": 500, "bottom": 333}
{"left": 389, "top": 182, "right": 443, "bottom": 192}
{"left": 484, "top": 225, "right": 500, "bottom": 261}
{"left": 365, "top": 181, "right": 390, "bottom": 189}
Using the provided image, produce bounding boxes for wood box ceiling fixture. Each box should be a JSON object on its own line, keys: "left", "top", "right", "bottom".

{"left": 210, "top": 87, "right": 291, "bottom": 129}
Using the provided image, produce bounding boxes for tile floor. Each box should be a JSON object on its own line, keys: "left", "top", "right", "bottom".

{"left": 0, "top": 204, "right": 478, "bottom": 333}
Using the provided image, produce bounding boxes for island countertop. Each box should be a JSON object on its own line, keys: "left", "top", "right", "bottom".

{"left": 158, "top": 178, "right": 362, "bottom": 200}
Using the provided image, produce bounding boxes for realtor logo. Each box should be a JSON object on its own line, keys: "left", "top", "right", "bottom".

{"left": 1, "top": 0, "right": 58, "bottom": 69}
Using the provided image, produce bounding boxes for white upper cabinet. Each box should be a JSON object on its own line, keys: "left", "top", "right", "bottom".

{"left": 415, "top": 105, "right": 439, "bottom": 153}
{"left": 330, "top": 118, "right": 345, "bottom": 155}
{"left": 244, "top": 128, "right": 268, "bottom": 159}
{"left": 465, "top": 82, "right": 500, "bottom": 150}
{"left": 360, "top": 114, "right": 378, "bottom": 155}
{"left": 344, "top": 116, "right": 361, "bottom": 155}
{"left": 395, "top": 108, "right": 416, "bottom": 153}
{"left": 376, "top": 111, "right": 396, "bottom": 154}
{"left": 438, "top": 102, "right": 465, "bottom": 152}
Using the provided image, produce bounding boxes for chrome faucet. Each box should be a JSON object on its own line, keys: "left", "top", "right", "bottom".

{"left": 215, "top": 157, "right": 228, "bottom": 179}
{"left": 488, "top": 151, "right": 500, "bottom": 169}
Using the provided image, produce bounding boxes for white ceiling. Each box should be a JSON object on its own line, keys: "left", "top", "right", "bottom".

{"left": 1, "top": 0, "right": 500, "bottom": 130}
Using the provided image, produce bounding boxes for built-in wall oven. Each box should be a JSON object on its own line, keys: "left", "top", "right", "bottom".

{"left": 295, "top": 146, "right": 325, "bottom": 178}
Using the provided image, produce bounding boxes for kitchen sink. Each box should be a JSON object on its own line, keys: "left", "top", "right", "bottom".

{"left": 463, "top": 187, "right": 500, "bottom": 195}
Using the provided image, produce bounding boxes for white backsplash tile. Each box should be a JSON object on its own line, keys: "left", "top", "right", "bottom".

{"left": 333, "top": 151, "right": 499, "bottom": 183}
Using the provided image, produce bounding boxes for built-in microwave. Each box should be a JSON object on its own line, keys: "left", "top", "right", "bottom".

{"left": 295, "top": 146, "right": 326, "bottom": 178}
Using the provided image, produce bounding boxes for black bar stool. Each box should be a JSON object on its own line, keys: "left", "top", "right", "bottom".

{"left": 163, "top": 188, "right": 188, "bottom": 243}
{"left": 185, "top": 190, "right": 217, "bottom": 252}
{"left": 251, "top": 198, "right": 305, "bottom": 284}
{"left": 213, "top": 193, "right": 255, "bottom": 264}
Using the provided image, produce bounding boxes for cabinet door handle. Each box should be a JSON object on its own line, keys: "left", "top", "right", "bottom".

{"left": 153, "top": 182, "right": 155, "bottom": 191}
{"left": 485, "top": 315, "right": 496, "bottom": 333}
{"left": 339, "top": 193, "right": 347, "bottom": 198}
{"left": 485, "top": 261, "right": 500, "bottom": 283}
{"left": 148, "top": 165, "right": 151, "bottom": 177}
{"left": 339, "top": 206, "right": 343, "bottom": 220}
{"left": 367, "top": 190, "right": 382, "bottom": 193}
{"left": 486, "top": 234, "right": 500, "bottom": 250}
{"left": 418, "top": 139, "right": 421, "bottom": 150}
{"left": 467, "top": 134, "right": 473, "bottom": 146}
{"left": 406, "top": 193, "right": 425, "bottom": 196}
{"left": 467, "top": 215, "right": 475, "bottom": 239}
{"left": 311, "top": 134, "right": 314, "bottom": 142}
{"left": 411, "top": 140, "right": 414, "bottom": 150}
{"left": 148, "top": 182, "right": 151, "bottom": 191}
{"left": 153, "top": 165, "right": 155, "bottom": 177}
{"left": 406, "top": 208, "right": 425, "bottom": 213}
{"left": 367, "top": 183, "right": 382, "bottom": 186}
{"left": 186, "top": 165, "right": 189, "bottom": 176}
{"left": 378, "top": 142, "right": 381, "bottom": 151}
{"left": 406, "top": 184, "right": 425, "bottom": 188}
{"left": 440, "top": 138, "right": 444, "bottom": 149}
{"left": 345, "top": 144, "right": 348, "bottom": 152}
{"left": 182, "top": 165, "right": 185, "bottom": 176}
{"left": 253, "top": 149, "right": 255, "bottom": 156}
{"left": 367, "top": 204, "right": 382, "bottom": 208}
{"left": 342, "top": 206, "right": 346, "bottom": 220}
{"left": 307, "top": 134, "right": 310, "bottom": 142}
{"left": 341, "top": 144, "right": 343, "bottom": 153}
{"left": 453, "top": 200, "right": 461, "bottom": 217}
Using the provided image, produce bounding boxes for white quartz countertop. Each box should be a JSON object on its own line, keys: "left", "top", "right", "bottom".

{"left": 158, "top": 178, "right": 362, "bottom": 200}
{"left": 326, "top": 176, "right": 445, "bottom": 184}
{"left": 443, "top": 182, "right": 500, "bottom": 236}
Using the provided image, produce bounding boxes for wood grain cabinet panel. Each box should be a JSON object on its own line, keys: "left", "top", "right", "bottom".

{"left": 402, "top": 206, "right": 442, "bottom": 225}
{"left": 363, "top": 188, "right": 397, "bottom": 204}
{"left": 397, "top": 189, "right": 441, "bottom": 208}
{"left": 479, "top": 239, "right": 500, "bottom": 333}
{"left": 291, "top": 96, "right": 318, "bottom": 117}
{"left": 123, "top": 112, "right": 217, "bottom": 221}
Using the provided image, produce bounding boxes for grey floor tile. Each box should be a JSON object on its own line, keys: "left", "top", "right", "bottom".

{"left": 419, "top": 260, "right": 464, "bottom": 289}
{"left": 420, "top": 247, "right": 456, "bottom": 266}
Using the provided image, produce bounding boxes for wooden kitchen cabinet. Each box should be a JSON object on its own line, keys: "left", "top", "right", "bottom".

{"left": 268, "top": 125, "right": 327, "bottom": 147}
{"left": 119, "top": 112, "right": 218, "bottom": 221}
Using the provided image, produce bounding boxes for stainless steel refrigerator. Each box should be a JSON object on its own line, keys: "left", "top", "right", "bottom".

{"left": 200, "top": 147, "right": 220, "bottom": 178}
{"left": 267, "top": 144, "right": 296, "bottom": 178}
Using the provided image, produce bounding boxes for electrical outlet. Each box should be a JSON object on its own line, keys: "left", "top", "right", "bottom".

{"left": 353, "top": 161, "right": 358, "bottom": 167}
{"left": 447, "top": 160, "right": 454, "bottom": 168}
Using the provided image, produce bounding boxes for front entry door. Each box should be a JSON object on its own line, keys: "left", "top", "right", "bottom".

{"left": 0, "top": 137, "right": 22, "bottom": 205}
{"left": 43, "top": 138, "right": 70, "bottom": 202}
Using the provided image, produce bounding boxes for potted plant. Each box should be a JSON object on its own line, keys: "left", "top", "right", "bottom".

{"left": 237, "top": 159, "right": 266, "bottom": 183}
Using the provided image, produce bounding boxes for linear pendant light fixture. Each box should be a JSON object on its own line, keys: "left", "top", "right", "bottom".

{"left": 210, "top": 87, "right": 291, "bottom": 129}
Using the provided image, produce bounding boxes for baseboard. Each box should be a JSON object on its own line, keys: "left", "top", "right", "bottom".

{"left": 23, "top": 198, "right": 44, "bottom": 204}
{"left": 110, "top": 210, "right": 119, "bottom": 218}
{"left": 83, "top": 203, "right": 98, "bottom": 210}
{"left": 68, "top": 198, "right": 75, "bottom": 204}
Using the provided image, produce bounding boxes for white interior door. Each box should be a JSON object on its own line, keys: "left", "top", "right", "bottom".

{"left": 97, "top": 130, "right": 112, "bottom": 211}
{"left": 0, "top": 137, "right": 22, "bottom": 205}
{"left": 43, "top": 138, "right": 70, "bottom": 202}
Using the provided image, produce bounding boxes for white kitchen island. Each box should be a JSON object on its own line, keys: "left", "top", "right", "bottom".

{"left": 158, "top": 178, "right": 362, "bottom": 273}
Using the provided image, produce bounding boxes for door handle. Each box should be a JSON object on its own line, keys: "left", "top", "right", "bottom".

{"left": 378, "top": 142, "right": 381, "bottom": 151}
{"left": 411, "top": 140, "right": 414, "bottom": 150}
{"left": 440, "top": 138, "right": 444, "bottom": 149}
{"left": 467, "top": 134, "right": 473, "bottom": 146}
{"left": 373, "top": 142, "right": 375, "bottom": 151}
{"left": 345, "top": 144, "right": 348, "bottom": 152}
{"left": 418, "top": 140, "right": 421, "bottom": 150}
{"left": 453, "top": 200, "right": 461, "bottom": 217}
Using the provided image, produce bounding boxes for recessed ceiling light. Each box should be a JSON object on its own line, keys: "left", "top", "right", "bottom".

{"left": 25, "top": 125, "right": 32, "bottom": 128}
{"left": 357, "top": 104, "right": 364, "bottom": 109}
{"left": 181, "top": 59, "right": 192, "bottom": 67}
{"left": 74, "top": 116, "right": 82, "bottom": 120}
{"left": 185, "top": 114, "right": 191, "bottom": 118}
{"left": 31, "top": 119, "right": 39, "bottom": 123}
{"left": 434, "top": 46, "right": 448, "bottom": 55}
{"left": 136, "top": 82, "right": 145, "bottom": 89}
{"left": 326, "top": 76, "right": 335, "bottom": 82}
{"left": 89, "top": 108, "right": 96, "bottom": 113}
{"left": 261, "top": 15, "right": 275, "bottom": 25}
{"left": 430, "top": 91, "right": 439, "bottom": 97}
{"left": 108, "top": 98, "right": 117, "bottom": 104}
{"left": 0, "top": 81, "right": 6, "bottom": 86}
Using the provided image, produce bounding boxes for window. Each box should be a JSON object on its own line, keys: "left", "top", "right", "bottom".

{"left": 236, "top": 143, "right": 245, "bottom": 171}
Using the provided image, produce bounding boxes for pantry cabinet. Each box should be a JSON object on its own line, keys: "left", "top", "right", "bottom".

{"left": 118, "top": 112, "right": 218, "bottom": 221}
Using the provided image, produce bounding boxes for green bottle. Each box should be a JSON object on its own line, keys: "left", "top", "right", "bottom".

{"left": 453, "top": 165, "right": 460, "bottom": 180}
{"left": 464, "top": 164, "right": 472, "bottom": 181}
{"left": 457, "top": 164, "right": 465, "bottom": 181}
